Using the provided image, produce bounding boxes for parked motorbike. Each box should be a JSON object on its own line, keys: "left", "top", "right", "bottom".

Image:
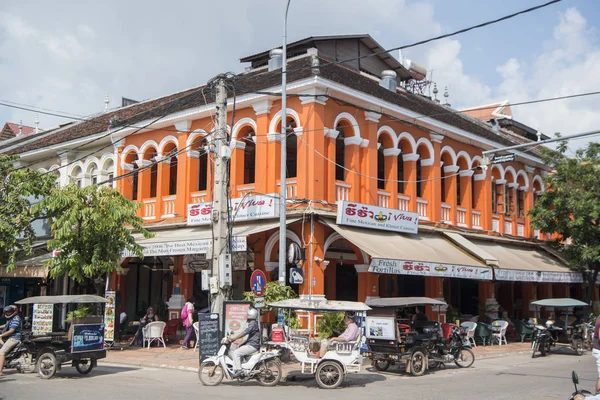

{"left": 532, "top": 319, "right": 589, "bottom": 358}
{"left": 426, "top": 325, "right": 475, "bottom": 369}
{"left": 198, "top": 338, "right": 282, "bottom": 386}
{"left": 569, "top": 371, "right": 594, "bottom": 400}
{"left": 0, "top": 337, "right": 37, "bottom": 373}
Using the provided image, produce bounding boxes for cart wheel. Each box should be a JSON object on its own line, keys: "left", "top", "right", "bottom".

{"left": 374, "top": 360, "right": 390, "bottom": 371}
{"left": 454, "top": 349, "right": 475, "bottom": 368}
{"left": 575, "top": 339, "right": 585, "bottom": 356}
{"left": 410, "top": 350, "right": 426, "bottom": 377}
{"left": 315, "top": 361, "right": 344, "bottom": 389}
{"left": 256, "top": 359, "right": 282, "bottom": 387}
{"left": 198, "top": 362, "right": 224, "bottom": 386}
{"left": 429, "top": 361, "right": 441, "bottom": 369}
{"left": 540, "top": 339, "right": 551, "bottom": 357}
{"left": 75, "top": 360, "right": 94, "bottom": 375}
{"left": 37, "top": 352, "right": 58, "bottom": 379}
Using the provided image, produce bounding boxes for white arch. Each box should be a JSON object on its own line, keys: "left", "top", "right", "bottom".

{"left": 231, "top": 118, "right": 258, "bottom": 141}
{"left": 333, "top": 112, "right": 361, "bottom": 138}
{"left": 83, "top": 157, "right": 100, "bottom": 174}
{"left": 516, "top": 169, "right": 530, "bottom": 188}
{"left": 268, "top": 108, "right": 302, "bottom": 135}
{"left": 158, "top": 135, "right": 179, "bottom": 156}
{"left": 377, "top": 126, "right": 398, "bottom": 148}
{"left": 186, "top": 129, "right": 209, "bottom": 149}
{"left": 397, "top": 132, "right": 417, "bottom": 154}
{"left": 100, "top": 153, "right": 116, "bottom": 172}
{"left": 456, "top": 151, "right": 472, "bottom": 169}
{"left": 440, "top": 146, "right": 457, "bottom": 166}
{"left": 491, "top": 164, "right": 505, "bottom": 180}
{"left": 139, "top": 140, "right": 159, "bottom": 157}
{"left": 67, "top": 161, "right": 84, "bottom": 177}
{"left": 503, "top": 166, "right": 517, "bottom": 183}
{"left": 49, "top": 164, "right": 60, "bottom": 172}
{"left": 264, "top": 229, "right": 303, "bottom": 263}
{"left": 323, "top": 232, "right": 369, "bottom": 264}
{"left": 471, "top": 155, "right": 486, "bottom": 177}
{"left": 415, "top": 137, "right": 434, "bottom": 161}
{"left": 37, "top": 167, "right": 47, "bottom": 173}
{"left": 532, "top": 175, "right": 544, "bottom": 191}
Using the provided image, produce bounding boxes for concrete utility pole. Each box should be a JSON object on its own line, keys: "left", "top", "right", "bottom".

{"left": 211, "top": 76, "right": 232, "bottom": 317}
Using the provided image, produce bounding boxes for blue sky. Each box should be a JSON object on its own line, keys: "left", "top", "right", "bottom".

{"left": 0, "top": 0, "right": 598, "bottom": 148}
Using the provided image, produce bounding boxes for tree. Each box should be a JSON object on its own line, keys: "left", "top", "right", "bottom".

{"left": 529, "top": 141, "right": 600, "bottom": 305}
{"left": 36, "top": 184, "right": 152, "bottom": 290}
{"left": 0, "top": 155, "right": 56, "bottom": 270}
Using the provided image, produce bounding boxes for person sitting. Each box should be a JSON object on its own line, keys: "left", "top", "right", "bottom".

{"left": 226, "top": 308, "right": 260, "bottom": 378}
{"left": 411, "top": 307, "right": 429, "bottom": 331}
{"left": 319, "top": 316, "right": 360, "bottom": 357}
{"left": 129, "top": 306, "right": 159, "bottom": 347}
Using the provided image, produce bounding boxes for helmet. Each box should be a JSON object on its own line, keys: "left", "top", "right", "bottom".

{"left": 247, "top": 308, "right": 259, "bottom": 321}
{"left": 3, "top": 305, "right": 18, "bottom": 319}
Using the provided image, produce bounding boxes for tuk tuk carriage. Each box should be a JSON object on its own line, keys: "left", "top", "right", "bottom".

{"left": 267, "top": 298, "right": 371, "bottom": 389}
{"left": 362, "top": 297, "right": 473, "bottom": 376}
{"left": 15, "top": 294, "right": 108, "bottom": 379}
{"left": 530, "top": 298, "right": 590, "bottom": 357}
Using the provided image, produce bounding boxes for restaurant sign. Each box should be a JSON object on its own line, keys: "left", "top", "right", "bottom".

{"left": 188, "top": 194, "right": 279, "bottom": 226}
{"left": 495, "top": 269, "right": 583, "bottom": 283}
{"left": 336, "top": 201, "right": 419, "bottom": 234}
{"left": 369, "top": 258, "right": 493, "bottom": 281}
{"left": 123, "top": 237, "right": 246, "bottom": 257}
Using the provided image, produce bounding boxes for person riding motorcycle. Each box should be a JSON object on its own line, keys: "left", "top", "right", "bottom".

{"left": 0, "top": 305, "right": 22, "bottom": 376}
{"left": 226, "top": 308, "right": 260, "bottom": 378}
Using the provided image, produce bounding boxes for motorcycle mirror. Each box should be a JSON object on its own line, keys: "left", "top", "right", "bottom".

{"left": 572, "top": 371, "right": 579, "bottom": 386}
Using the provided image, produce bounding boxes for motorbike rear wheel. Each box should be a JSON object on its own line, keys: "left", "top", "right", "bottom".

{"left": 575, "top": 339, "right": 585, "bottom": 356}
{"left": 15, "top": 354, "right": 36, "bottom": 373}
{"left": 198, "top": 361, "right": 224, "bottom": 386}
{"left": 540, "top": 339, "right": 551, "bottom": 357}
{"left": 75, "top": 360, "right": 94, "bottom": 375}
{"left": 37, "top": 352, "right": 58, "bottom": 380}
{"left": 256, "top": 359, "right": 282, "bottom": 387}
{"left": 374, "top": 360, "right": 391, "bottom": 371}
{"left": 409, "top": 350, "right": 426, "bottom": 377}
{"left": 454, "top": 349, "right": 475, "bottom": 368}
{"left": 315, "top": 361, "right": 344, "bottom": 389}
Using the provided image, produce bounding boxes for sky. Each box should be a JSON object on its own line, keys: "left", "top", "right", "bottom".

{"left": 0, "top": 0, "right": 599, "bottom": 151}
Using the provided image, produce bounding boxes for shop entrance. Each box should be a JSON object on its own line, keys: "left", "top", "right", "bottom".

{"left": 336, "top": 263, "right": 357, "bottom": 301}
{"left": 444, "top": 278, "right": 479, "bottom": 318}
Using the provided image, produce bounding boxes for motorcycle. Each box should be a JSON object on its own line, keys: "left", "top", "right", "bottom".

{"left": 531, "top": 322, "right": 553, "bottom": 358}
{"left": 198, "top": 338, "right": 282, "bottom": 386}
{"left": 1, "top": 337, "right": 37, "bottom": 373}
{"left": 569, "top": 371, "right": 594, "bottom": 400}
{"left": 426, "top": 325, "right": 475, "bottom": 369}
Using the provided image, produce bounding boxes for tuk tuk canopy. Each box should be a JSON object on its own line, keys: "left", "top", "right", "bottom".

{"left": 531, "top": 298, "right": 588, "bottom": 308}
{"left": 15, "top": 295, "right": 108, "bottom": 305}
{"left": 366, "top": 297, "right": 447, "bottom": 308}
{"left": 268, "top": 298, "right": 371, "bottom": 312}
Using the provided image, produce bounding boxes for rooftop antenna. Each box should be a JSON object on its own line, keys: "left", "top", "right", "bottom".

{"left": 18, "top": 120, "right": 23, "bottom": 135}
{"left": 35, "top": 114, "right": 40, "bottom": 133}
{"left": 536, "top": 131, "right": 542, "bottom": 142}
{"left": 444, "top": 86, "right": 450, "bottom": 107}
{"left": 432, "top": 83, "right": 440, "bottom": 103}
{"left": 104, "top": 93, "right": 110, "bottom": 113}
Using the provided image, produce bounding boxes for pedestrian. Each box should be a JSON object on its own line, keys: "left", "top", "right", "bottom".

{"left": 181, "top": 298, "right": 195, "bottom": 350}
{"left": 592, "top": 314, "right": 600, "bottom": 394}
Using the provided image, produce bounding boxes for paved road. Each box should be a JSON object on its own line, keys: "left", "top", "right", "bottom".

{"left": 0, "top": 352, "right": 596, "bottom": 400}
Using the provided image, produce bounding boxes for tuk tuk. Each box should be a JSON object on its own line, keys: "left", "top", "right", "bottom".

{"left": 530, "top": 298, "right": 590, "bottom": 357}
{"left": 15, "top": 294, "right": 108, "bottom": 379}
{"left": 362, "top": 297, "right": 473, "bottom": 376}
{"left": 267, "top": 298, "right": 371, "bottom": 389}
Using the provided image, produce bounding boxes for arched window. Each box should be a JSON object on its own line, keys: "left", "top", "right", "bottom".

{"left": 471, "top": 174, "right": 476, "bottom": 209}
{"left": 244, "top": 132, "right": 256, "bottom": 184}
{"left": 149, "top": 150, "right": 158, "bottom": 198}
{"left": 196, "top": 138, "right": 208, "bottom": 191}
{"left": 415, "top": 159, "right": 422, "bottom": 197}
{"left": 335, "top": 125, "right": 346, "bottom": 181}
{"left": 283, "top": 118, "right": 297, "bottom": 178}
{"left": 377, "top": 140, "right": 385, "bottom": 190}
{"left": 168, "top": 150, "right": 178, "bottom": 195}
{"left": 132, "top": 162, "right": 139, "bottom": 201}
{"left": 456, "top": 168, "right": 462, "bottom": 206}
{"left": 397, "top": 155, "right": 405, "bottom": 194}
{"left": 440, "top": 165, "right": 446, "bottom": 203}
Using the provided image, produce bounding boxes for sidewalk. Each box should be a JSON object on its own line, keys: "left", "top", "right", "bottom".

{"left": 104, "top": 341, "right": 533, "bottom": 374}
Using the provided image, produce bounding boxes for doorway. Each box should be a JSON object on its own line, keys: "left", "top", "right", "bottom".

{"left": 336, "top": 263, "right": 357, "bottom": 301}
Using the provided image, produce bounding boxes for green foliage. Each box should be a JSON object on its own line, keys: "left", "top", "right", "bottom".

{"left": 0, "top": 155, "right": 56, "bottom": 271}
{"left": 529, "top": 141, "right": 600, "bottom": 302}
{"left": 35, "top": 184, "right": 153, "bottom": 283}
{"left": 243, "top": 281, "right": 300, "bottom": 328}
{"left": 317, "top": 312, "right": 346, "bottom": 340}
{"left": 65, "top": 305, "right": 93, "bottom": 323}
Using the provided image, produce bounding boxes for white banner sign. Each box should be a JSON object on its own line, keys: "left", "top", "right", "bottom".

{"left": 495, "top": 269, "right": 583, "bottom": 283}
{"left": 336, "top": 201, "right": 419, "bottom": 234}
{"left": 188, "top": 194, "right": 279, "bottom": 226}
{"left": 369, "top": 258, "right": 493, "bottom": 281}
{"left": 123, "top": 237, "right": 246, "bottom": 257}
{"left": 365, "top": 317, "right": 396, "bottom": 340}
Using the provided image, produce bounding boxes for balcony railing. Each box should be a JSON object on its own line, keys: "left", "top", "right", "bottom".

{"left": 492, "top": 215, "right": 500, "bottom": 233}
{"left": 335, "top": 181, "right": 351, "bottom": 201}
{"left": 472, "top": 210, "right": 482, "bottom": 229}
{"left": 456, "top": 207, "right": 467, "bottom": 227}
{"left": 398, "top": 195, "right": 410, "bottom": 212}
{"left": 416, "top": 198, "right": 428, "bottom": 220}
{"left": 285, "top": 179, "right": 297, "bottom": 198}
{"left": 142, "top": 198, "right": 156, "bottom": 220}
{"left": 162, "top": 195, "right": 176, "bottom": 218}
{"left": 441, "top": 203, "right": 452, "bottom": 224}
{"left": 191, "top": 191, "right": 207, "bottom": 204}
{"left": 377, "top": 191, "right": 391, "bottom": 208}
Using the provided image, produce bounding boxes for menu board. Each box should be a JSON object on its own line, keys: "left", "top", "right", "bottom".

{"left": 198, "top": 313, "right": 220, "bottom": 359}
{"left": 223, "top": 301, "right": 251, "bottom": 344}
{"left": 32, "top": 303, "right": 54, "bottom": 336}
{"left": 365, "top": 317, "right": 396, "bottom": 340}
{"left": 72, "top": 323, "right": 105, "bottom": 353}
{"left": 103, "top": 291, "right": 116, "bottom": 342}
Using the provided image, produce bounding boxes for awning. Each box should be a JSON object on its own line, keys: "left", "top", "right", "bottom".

{"left": 0, "top": 266, "right": 48, "bottom": 279}
{"left": 322, "top": 220, "right": 493, "bottom": 280}
{"left": 126, "top": 218, "right": 300, "bottom": 258}
{"left": 16, "top": 294, "right": 107, "bottom": 305}
{"left": 444, "top": 232, "right": 581, "bottom": 283}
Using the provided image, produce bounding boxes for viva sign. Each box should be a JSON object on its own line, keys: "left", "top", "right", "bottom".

{"left": 188, "top": 194, "right": 279, "bottom": 226}
{"left": 336, "top": 201, "right": 419, "bottom": 234}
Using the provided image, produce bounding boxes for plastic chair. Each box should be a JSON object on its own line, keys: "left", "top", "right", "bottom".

{"left": 491, "top": 320, "right": 509, "bottom": 346}
{"left": 474, "top": 322, "right": 493, "bottom": 346}
{"left": 193, "top": 322, "right": 200, "bottom": 353}
{"left": 142, "top": 321, "right": 167, "bottom": 349}
{"left": 513, "top": 320, "right": 534, "bottom": 342}
{"left": 460, "top": 321, "right": 477, "bottom": 347}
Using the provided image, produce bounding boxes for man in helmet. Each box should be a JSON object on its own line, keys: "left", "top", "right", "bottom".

{"left": 226, "top": 308, "right": 260, "bottom": 378}
{"left": 0, "top": 305, "right": 22, "bottom": 376}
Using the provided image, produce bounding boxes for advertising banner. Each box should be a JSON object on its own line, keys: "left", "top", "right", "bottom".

{"left": 32, "top": 303, "right": 54, "bottom": 336}
{"left": 369, "top": 258, "right": 493, "bottom": 281}
{"left": 365, "top": 317, "right": 396, "bottom": 340}
{"left": 495, "top": 269, "right": 583, "bottom": 283}
{"left": 71, "top": 323, "right": 104, "bottom": 353}
{"left": 123, "top": 236, "right": 246, "bottom": 257}
{"left": 103, "top": 291, "right": 116, "bottom": 342}
{"left": 336, "top": 201, "right": 419, "bottom": 234}
{"left": 188, "top": 194, "right": 279, "bottom": 226}
{"left": 223, "top": 301, "right": 251, "bottom": 346}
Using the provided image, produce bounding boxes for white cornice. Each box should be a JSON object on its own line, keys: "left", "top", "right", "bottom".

{"left": 383, "top": 148, "right": 401, "bottom": 157}
{"left": 267, "top": 133, "right": 281, "bottom": 142}
{"left": 298, "top": 88, "right": 328, "bottom": 105}
{"left": 360, "top": 139, "right": 370, "bottom": 148}
{"left": 525, "top": 166, "right": 535, "bottom": 174}
{"left": 135, "top": 159, "right": 152, "bottom": 168}
{"left": 364, "top": 111, "right": 381, "bottom": 123}
{"left": 324, "top": 128, "right": 340, "bottom": 139}
{"left": 430, "top": 133, "right": 444, "bottom": 143}
{"left": 444, "top": 165, "right": 460, "bottom": 174}
{"left": 174, "top": 120, "right": 192, "bottom": 133}
{"left": 402, "top": 153, "right": 420, "bottom": 162}
{"left": 421, "top": 158, "right": 434, "bottom": 167}
{"left": 293, "top": 127, "right": 304, "bottom": 137}
{"left": 251, "top": 99, "right": 273, "bottom": 116}
{"left": 460, "top": 170, "right": 475, "bottom": 177}
{"left": 345, "top": 136, "right": 363, "bottom": 146}
{"left": 474, "top": 173, "right": 487, "bottom": 181}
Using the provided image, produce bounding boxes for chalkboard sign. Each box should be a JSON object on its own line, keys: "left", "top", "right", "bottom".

{"left": 198, "top": 313, "right": 220, "bottom": 360}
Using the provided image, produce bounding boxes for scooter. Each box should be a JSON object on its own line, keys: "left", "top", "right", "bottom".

{"left": 198, "top": 338, "right": 282, "bottom": 386}
{"left": 569, "top": 371, "right": 594, "bottom": 400}
{"left": 1, "top": 337, "right": 37, "bottom": 374}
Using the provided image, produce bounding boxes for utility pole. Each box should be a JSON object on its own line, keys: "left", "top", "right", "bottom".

{"left": 210, "top": 76, "right": 232, "bottom": 317}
